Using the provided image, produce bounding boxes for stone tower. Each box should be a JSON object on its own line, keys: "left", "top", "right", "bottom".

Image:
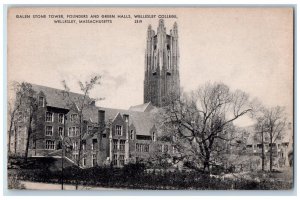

{"left": 144, "top": 19, "right": 180, "bottom": 107}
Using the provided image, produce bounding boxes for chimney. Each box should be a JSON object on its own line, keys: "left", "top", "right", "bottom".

{"left": 123, "top": 114, "right": 129, "bottom": 123}
{"left": 98, "top": 110, "right": 105, "bottom": 126}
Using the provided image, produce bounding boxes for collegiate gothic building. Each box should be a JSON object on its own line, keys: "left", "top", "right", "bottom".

{"left": 10, "top": 20, "right": 179, "bottom": 168}
{"left": 9, "top": 20, "right": 293, "bottom": 169}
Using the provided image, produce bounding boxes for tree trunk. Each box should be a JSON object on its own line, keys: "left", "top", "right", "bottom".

{"left": 203, "top": 154, "right": 210, "bottom": 173}
{"left": 269, "top": 137, "right": 273, "bottom": 172}
{"left": 75, "top": 113, "right": 83, "bottom": 190}
{"left": 8, "top": 110, "right": 16, "bottom": 155}
{"left": 261, "top": 128, "right": 265, "bottom": 171}
{"left": 14, "top": 126, "right": 18, "bottom": 155}
{"left": 25, "top": 114, "right": 33, "bottom": 162}
{"left": 8, "top": 120, "right": 13, "bottom": 155}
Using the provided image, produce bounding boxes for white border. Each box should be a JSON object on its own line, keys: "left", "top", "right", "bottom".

{"left": 1, "top": 0, "right": 299, "bottom": 199}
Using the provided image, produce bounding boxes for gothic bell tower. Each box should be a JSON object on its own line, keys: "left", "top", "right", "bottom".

{"left": 144, "top": 19, "right": 180, "bottom": 107}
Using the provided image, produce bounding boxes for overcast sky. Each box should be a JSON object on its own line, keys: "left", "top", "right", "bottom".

{"left": 8, "top": 7, "right": 293, "bottom": 126}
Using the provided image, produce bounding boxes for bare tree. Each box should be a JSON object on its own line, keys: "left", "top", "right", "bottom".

{"left": 8, "top": 82, "right": 28, "bottom": 155}
{"left": 8, "top": 82, "right": 38, "bottom": 160}
{"left": 254, "top": 117, "right": 268, "bottom": 171}
{"left": 260, "top": 106, "right": 286, "bottom": 172}
{"left": 158, "top": 82, "right": 252, "bottom": 173}
{"left": 62, "top": 75, "right": 102, "bottom": 189}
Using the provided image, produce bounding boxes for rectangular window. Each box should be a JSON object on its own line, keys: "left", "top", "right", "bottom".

{"left": 58, "top": 127, "right": 63, "bottom": 137}
{"left": 73, "top": 141, "right": 77, "bottom": 151}
{"left": 113, "top": 139, "right": 118, "bottom": 150}
{"left": 68, "top": 127, "right": 79, "bottom": 137}
{"left": 82, "top": 141, "right": 86, "bottom": 150}
{"left": 119, "top": 155, "right": 125, "bottom": 166}
{"left": 113, "top": 154, "right": 118, "bottom": 166}
{"left": 136, "top": 143, "right": 140, "bottom": 152}
{"left": 58, "top": 114, "right": 64, "bottom": 124}
{"left": 135, "top": 143, "right": 149, "bottom": 152}
{"left": 130, "top": 130, "right": 134, "bottom": 140}
{"left": 116, "top": 125, "right": 122, "bottom": 136}
{"left": 83, "top": 157, "right": 86, "bottom": 167}
{"left": 102, "top": 134, "right": 107, "bottom": 138}
{"left": 45, "top": 140, "right": 55, "bottom": 150}
{"left": 68, "top": 127, "right": 72, "bottom": 136}
{"left": 144, "top": 144, "right": 149, "bottom": 152}
{"left": 92, "top": 139, "right": 97, "bottom": 150}
{"left": 45, "top": 126, "right": 53, "bottom": 136}
{"left": 72, "top": 141, "right": 79, "bottom": 151}
{"left": 70, "top": 114, "right": 78, "bottom": 122}
{"left": 120, "top": 140, "right": 125, "bottom": 152}
{"left": 75, "top": 127, "right": 79, "bottom": 136}
{"left": 45, "top": 112, "right": 53, "bottom": 122}
{"left": 152, "top": 132, "right": 156, "bottom": 141}
{"left": 39, "top": 96, "right": 44, "bottom": 107}
{"left": 136, "top": 135, "right": 152, "bottom": 140}
{"left": 92, "top": 154, "right": 97, "bottom": 167}
{"left": 73, "top": 153, "right": 78, "bottom": 161}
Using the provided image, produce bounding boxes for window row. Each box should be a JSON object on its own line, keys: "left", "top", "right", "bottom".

{"left": 45, "top": 126, "right": 64, "bottom": 136}
{"left": 73, "top": 153, "right": 97, "bottom": 167}
{"left": 113, "top": 139, "right": 126, "bottom": 152}
{"left": 68, "top": 127, "right": 80, "bottom": 137}
{"left": 45, "top": 112, "right": 65, "bottom": 123}
{"left": 136, "top": 143, "right": 150, "bottom": 152}
{"left": 158, "top": 144, "right": 169, "bottom": 153}
{"left": 45, "top": 126, "right": 81, "bottom": 137}
{"left": 113, "top": 154, "right": 125, "bottom": 166}
{"left": 45, "top": 112, "right": 79, "bottom": 123}
{"left": 45, "top": 140, "right": 55, "bottom": 150}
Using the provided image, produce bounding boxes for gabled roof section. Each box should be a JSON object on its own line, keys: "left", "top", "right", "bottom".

{"left": 30, "top": 83, "right": 158, "bottom": 136}
{"left": 31, "top": 83, "right": 94, "bottom": 110}
{"left": 97, "top": 106, "right": 156, "bottom": 136}
{"left": 129, "top": 102, "right": 155, "bottom": 112}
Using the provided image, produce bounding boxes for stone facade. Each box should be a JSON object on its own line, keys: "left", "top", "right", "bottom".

{"left": 9, "top": 83, "right": 174, "bottom": 168}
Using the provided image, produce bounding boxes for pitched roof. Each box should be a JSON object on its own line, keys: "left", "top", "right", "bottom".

{"left": 129, "top": 102, "right": 154, "bottom": 112}
{"left": 31, "top": 84, "right": 93, "bottom": 110}
{"left": 31, "top": 83, "right": 156, "bottom": 136}
{"left": 97, "top": 106, "right": 156, "bottom": 136}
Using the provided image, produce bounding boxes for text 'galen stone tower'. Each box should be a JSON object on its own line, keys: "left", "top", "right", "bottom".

{"left": 144, "top": 19, "right": 180, "bottom": 107}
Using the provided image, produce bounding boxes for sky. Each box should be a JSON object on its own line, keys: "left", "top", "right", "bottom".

{"left": 7, "top": 7, "right": 293, "bottom": 126}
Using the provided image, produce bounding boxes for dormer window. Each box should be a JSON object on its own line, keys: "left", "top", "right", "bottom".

{"left": 38, "top": 96, "right": 45, "bottom": 107}
{"left": 116, "top": 125, "right": 122, "bottom": 136}
{"left": 70, "top": 114, "right": 78, "bottom": 122}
